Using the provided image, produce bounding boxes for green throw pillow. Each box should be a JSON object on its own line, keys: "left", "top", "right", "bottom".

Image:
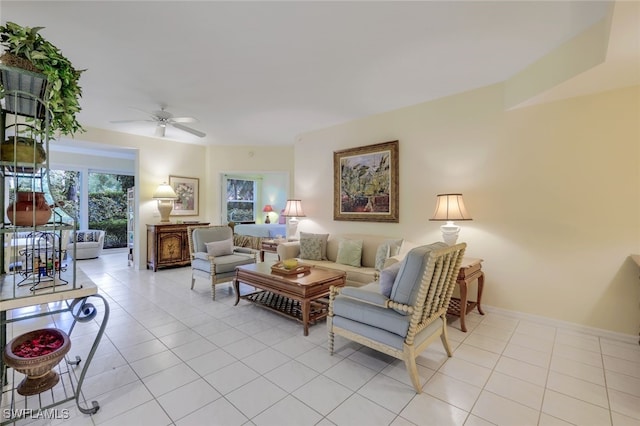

{"left": 336, "top": 239, "right": 363, "bottom": 267}
{"left": 299, "top": 232, "right": 329, "bottom": 260}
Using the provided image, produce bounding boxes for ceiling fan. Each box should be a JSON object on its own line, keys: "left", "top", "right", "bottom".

{"left": 110, "top": 105, "right": 206, "bottom": 138}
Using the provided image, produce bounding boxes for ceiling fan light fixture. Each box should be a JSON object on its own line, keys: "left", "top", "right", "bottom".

{"left": 111, "top": 105, "right": 206, "bottom": 138}
{"left": 155, "top": 123, "right": 166, "bottom": 137}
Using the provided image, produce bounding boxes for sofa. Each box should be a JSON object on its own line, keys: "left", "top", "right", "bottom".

{"left": 276, "top": 233, "right": 406, "bottom": 287}
{"left": 67, "top": 230, "right": 105, "bottom": 259}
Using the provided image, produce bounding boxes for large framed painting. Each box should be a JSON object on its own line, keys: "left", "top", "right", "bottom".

{"left": 333, "top": 140, "right": 399, "bottom": 222}
{"left": 169, "top": 175, "right": 199, "bottom": 216}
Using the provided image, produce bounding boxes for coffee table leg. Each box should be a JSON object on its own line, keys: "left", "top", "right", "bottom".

{"left": 233, "top": 276, "right": 240, "bottom": 306}
{"left": 302, "top": 300, "right": 310, "bottom": 336}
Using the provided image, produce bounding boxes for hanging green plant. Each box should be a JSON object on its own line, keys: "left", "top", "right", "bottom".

{"left": 0, "top": 22, "right": 85, "bottom": 139}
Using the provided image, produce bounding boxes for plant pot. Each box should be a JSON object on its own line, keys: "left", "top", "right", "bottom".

{"left": 6, "top": 191, "right": 52, "bottom": 226}
{"left": 1, "top": 136, "right": 47, "bottom": 165}
{"left": 0, "top": 53, "right": 48, "bottom": 119}
{"left": 3, "top": 328, "right": 71, "bottom": 396}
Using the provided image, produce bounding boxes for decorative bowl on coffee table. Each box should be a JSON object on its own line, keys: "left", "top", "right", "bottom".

{"left": 3, "top": 328, "right": 71, "bottom": 396}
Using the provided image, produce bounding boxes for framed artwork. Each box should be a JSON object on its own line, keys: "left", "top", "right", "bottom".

{"left": 333, "top": 140, "right": 399, "bottom": 222}
{"left": 169, "top": 175, "right": 199, "bottom": 216}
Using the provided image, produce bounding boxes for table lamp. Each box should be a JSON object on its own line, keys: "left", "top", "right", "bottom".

{"left": 429, "top": 193, "right": 472, "bottom": 245}
{"left": 153, "top": 183, "right": 178, "bottom": 223}
{"left": 282, "top": 199, "right": 306, "bottom": 225}
{"left": 263, "top": 204, "right": 274, "bottom": 223}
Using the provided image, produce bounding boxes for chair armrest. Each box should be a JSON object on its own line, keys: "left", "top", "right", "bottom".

{"left": 338, "top": 287, "right": 390, "bottom": 308}
{"left": 193, "top": 252, "right": 211, "bottom": 261}
{"left": 277, "top": 241, "right": 300, "bottom": 260}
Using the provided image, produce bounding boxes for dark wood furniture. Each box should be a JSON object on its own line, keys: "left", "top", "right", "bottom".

{"left": 447, "top": 257, "right": 485, "bottom": 332}
{"left": 260, "top": 239, "right": 280, "bottom": 262}
{"left": 234, "top": 263, "right": 346, "bottom": 335}
{"left": 146, "top": 223, "right": 209, "bottom": 271}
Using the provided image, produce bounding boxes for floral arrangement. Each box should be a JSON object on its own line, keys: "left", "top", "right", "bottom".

{"left": 13, "top": 329, "right": 64, "bottom": 358}
{"left": 175, "top": 183, "right": 194, "bottom": 209}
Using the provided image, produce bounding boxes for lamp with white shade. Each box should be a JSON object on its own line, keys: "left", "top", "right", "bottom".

{"left": 429, "top": 193, "right": 472, "bottom": 245}
{"left": 153, "top": 183, "right": 178, "bottom": 223}
{"left": 282, "top": 199, "right": 305, "bottom": 224}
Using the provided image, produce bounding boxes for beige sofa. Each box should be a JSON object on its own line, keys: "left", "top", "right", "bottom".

{"left": 276, "top": 233, "right": 403, "bottom": 287}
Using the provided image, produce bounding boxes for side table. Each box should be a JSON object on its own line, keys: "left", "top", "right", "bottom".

{"left": 260, "top": 239, "right": 281, "bottom": 262}
{"left": 447, "top": 257, "right": 485, "bottom": 332}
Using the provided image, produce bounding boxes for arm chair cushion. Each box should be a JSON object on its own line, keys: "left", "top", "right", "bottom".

{"left": 191, "top": 252, "right": 255, "bottom": 274}
{"left": 192, "top": 226, "right": 233, "bottom": 253}
{"left": 206, "top": 238, "right": 234, "bottom": 256}
{"left": 379, "top": 261, "right": 402, "bottom": 297}
{"left": 340, "top": 282, "right": 390, "bottom": 307}
{"left": 332, "top": 290, "right": 411, "bottom": 339}
{"left": 390, "top": 242, "right": 448, "bottom": 314}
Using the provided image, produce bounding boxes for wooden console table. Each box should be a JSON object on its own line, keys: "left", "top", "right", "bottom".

{"left": 447, "top": 257, "right": 484, "bottom": 332}
{"left": 146, "top": 223, "right": 209, "bottom": 271}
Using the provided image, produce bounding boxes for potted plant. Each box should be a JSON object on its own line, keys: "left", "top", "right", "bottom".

{"left": 0, "top": 21, "right": 85, "bottom": 139}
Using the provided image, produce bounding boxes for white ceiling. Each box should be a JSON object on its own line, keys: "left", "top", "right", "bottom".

{"left": 1, "top": 1, "right": 634, "bottom": 146}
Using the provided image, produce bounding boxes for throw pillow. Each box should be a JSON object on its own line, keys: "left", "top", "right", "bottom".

{"left": 379, "top": 261, "right": 402, "bottom": 298}
{"left": 299, "top": 232, "right": 329, "bottom": 260}
{"left": 336, "top": 239, "right": 363, "bottom": 267}
{"left": 374, "top": 238, "right": 404, "bottom": 270}
{"left": 205, "top": 238, "right": 234, "bottom": 257}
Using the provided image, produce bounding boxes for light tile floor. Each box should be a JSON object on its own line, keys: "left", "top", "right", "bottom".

{"left": 2, "top": 250, "right": 639, "bottom": 425}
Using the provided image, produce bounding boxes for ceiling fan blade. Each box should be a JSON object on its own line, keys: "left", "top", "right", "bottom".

{"left": 172, "top": 122, "right": 206, "bottom": 138}
{"left": 130, "top": 107, "right": 160, "bottom": 119}
{"left": 170, "top": 116, "right": 197, "bottom": 124}
{"left": 110, "top": 119, "right": 154, "bottom": 124}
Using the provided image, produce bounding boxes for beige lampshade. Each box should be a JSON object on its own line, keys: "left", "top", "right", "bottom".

{"left": 153, "top": 183, "right": 178, "bottom": 200}
{"left": 430, "top": 194, "right": 472, "bottom": 221}
{"left": 282, "top": 199, "right": 306, "bottom": 217}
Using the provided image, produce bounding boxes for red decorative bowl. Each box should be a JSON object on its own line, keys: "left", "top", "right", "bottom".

{"left": 3, "top": 328, "right": 71, "bottom": 396}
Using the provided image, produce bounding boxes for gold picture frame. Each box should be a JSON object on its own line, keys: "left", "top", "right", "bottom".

{"left": 333, "top": 140, "right": 399, "bottom": 222}
{"left": 169, "top": 175, "right": 199, "bottom": 216}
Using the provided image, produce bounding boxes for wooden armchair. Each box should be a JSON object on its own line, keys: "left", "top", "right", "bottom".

{"left": 328, "top": 242, "right": 466, "bottom": 392}
{"left": 187, "top": 225, "right": 257, "bottom": 300}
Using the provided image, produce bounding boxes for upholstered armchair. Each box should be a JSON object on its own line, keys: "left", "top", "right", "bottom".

{"left": 328, "top": 242, "right": 466, "bottom": 393}
{"left": 187, "top": 225, "right": 257, "bottom": 300}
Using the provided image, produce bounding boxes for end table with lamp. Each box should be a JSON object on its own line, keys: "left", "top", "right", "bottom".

{"left": 448, "top": 257, "right": 485, "bottom": 332}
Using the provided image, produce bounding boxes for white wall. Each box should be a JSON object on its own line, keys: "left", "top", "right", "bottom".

{"left": 294, "top": 83, "right": 640, "bottom": 336}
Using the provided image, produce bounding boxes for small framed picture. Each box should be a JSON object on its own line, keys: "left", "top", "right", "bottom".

{"left": 169, "top": 175, "right": 199, "bottom": 216}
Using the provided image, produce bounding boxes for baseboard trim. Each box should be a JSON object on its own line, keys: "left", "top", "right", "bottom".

{"left": 482, "top": 304, "right": 639, "bottom": 346}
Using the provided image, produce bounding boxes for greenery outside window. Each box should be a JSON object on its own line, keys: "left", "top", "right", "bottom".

{"left": 226, "top": 178, "right": 257, "bottom": 223}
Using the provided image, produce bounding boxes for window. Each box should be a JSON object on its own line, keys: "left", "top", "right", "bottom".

{"left": 225, "top": 178, "right": 256, "bottom": 223}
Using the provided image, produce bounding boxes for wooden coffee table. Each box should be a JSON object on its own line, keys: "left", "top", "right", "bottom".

{"left": 234, "top": 263, "right": 346, "bottom": 335}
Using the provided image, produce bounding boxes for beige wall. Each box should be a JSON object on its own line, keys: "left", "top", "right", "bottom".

{"left": 295, "top": 84, "right": 640, "bottom": 336}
